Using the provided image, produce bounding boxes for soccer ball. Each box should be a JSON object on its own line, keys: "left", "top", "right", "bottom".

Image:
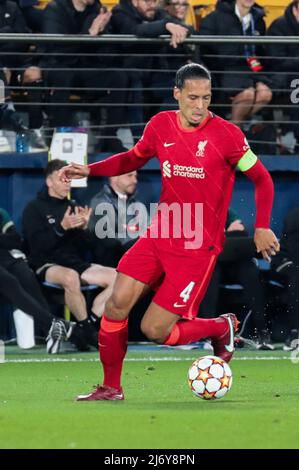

{"left": 188, "top": 355, "right": 233, "bottom": 400}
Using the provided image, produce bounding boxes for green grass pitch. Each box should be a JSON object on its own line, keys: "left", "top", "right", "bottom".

{"left": 1, "top": 346, "right": 299, "bottom": 449}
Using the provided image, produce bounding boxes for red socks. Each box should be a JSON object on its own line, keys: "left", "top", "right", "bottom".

{"left": 98, "top": 315, "right": 227, "bottom": 386}
{"left": 99, "top": 316, "right": 128, "bottom": 389}
{"left": 164, "top": 317, "right": 226, "bottom": 346}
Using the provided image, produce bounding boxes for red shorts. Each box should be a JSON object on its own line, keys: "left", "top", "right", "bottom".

{"left": 117, "top": 235, "right": 217, "bottom": 320}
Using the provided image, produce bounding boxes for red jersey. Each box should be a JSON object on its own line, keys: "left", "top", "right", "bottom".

{"left": 134, "top": 111, "right": 251, "bottom": 253}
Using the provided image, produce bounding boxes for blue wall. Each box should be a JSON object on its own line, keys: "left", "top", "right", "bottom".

{"left": 1, "top": 153, "right": 299, "bottom": 237}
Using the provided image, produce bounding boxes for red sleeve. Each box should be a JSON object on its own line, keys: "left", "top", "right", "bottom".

{"left": 223, "top": 123, "right": 250, "bottom": 167}
{"left": 244, "top": 160, "right": 274, "bottom": 229}
{"left": 88, "top": 120, "right": 157, "bottom": 177}
{"left": 88, "top": 148, "right": 152, "bottom": 177}
{"left": 134, "top": 119, "right": 157, "bottom": 158}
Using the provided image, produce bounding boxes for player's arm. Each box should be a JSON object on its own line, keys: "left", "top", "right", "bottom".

{"left": 237, "top": 150, "right": 280, "bottom": 261}
{"left": 60, "top": 147, "right": 152, "bottom": 180}
{"left": 60, "top": 120, "right": 157, "bottom": 180}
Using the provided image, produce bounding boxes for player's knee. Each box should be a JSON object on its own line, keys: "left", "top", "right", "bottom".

{"left": 140, "top": 322, "right": 167, "bottom": 344}
{"left": 105, "top": 294, "right": 130, "bottom": 321}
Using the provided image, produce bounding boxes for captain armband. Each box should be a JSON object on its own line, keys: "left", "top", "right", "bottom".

{"left": 237, "top": 149, "right": 258, "bottom": 172}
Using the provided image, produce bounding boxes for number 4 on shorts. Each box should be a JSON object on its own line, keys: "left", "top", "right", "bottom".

{"left": 180, "top": 281, "right": 195, "bottom": 303}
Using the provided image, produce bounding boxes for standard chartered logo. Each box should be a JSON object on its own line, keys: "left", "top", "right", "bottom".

{"left": 163, "top": 160, "right": 172, "bottom": 178}
{"left": 162, "top": 161, "right": 205, "bottom": 179}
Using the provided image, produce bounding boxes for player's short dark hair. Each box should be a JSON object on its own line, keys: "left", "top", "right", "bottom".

{"left": 175, "top": 63, "right": 211, "bottom": 89}
{"left": 44, "top": 159, "right": 67, "bottom": 178}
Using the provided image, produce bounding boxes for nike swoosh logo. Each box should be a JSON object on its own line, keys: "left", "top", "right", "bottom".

{"left": 225, "top": 317, "right": 234, "bottom": 353}
{"left": 173, "top": 302, "right": 186, "bottom": 308}
{"left": 164, "top": 142, "right": 175, "bottom": 147}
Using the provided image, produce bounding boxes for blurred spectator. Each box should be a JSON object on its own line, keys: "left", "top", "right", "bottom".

{"left": 0, "top": 101, "right": 27, "bottom": 132}
{"left": 89, "top": 171, "right": 149, "bottom": 267}
{"left": 200, "top": 208, "right": 274, "bottom": 350}
{"left": 160, "top": 0, "right": 200, "bottom": 104}
{"left": 41, "top": 0, "right": 128, "bottom": 152}
{"left": 267, "top": 0, "right": 299, "bottom": 148}
{"left": 22, "top": 159, "right": 117, "bottom": 349}
{"left": 271, "top": 204, "right": 299, "bottom": 351}
{"left": 18, "top": 0, "right": 44, "bottom": 32}
{"left": 199, "top": 0, "right": 272, "bottom": 127}
{"left": 0, "top": 0, "right": 44, "bottom": 132}
{"left": 0, "top": 207, "right": 86, "bottom": 353}
{"left": 111, "top": 0, "right": 190, "bottom": 136}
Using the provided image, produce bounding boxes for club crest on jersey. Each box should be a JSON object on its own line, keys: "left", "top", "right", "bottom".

{"left": 162, "top": 160, "right": 172, "bottom": 178}
{"left": 243, "top": 137, "right": 250, "bottom": 152}
{"left": 196, "top": 140, "right": 208, "bottom": 157}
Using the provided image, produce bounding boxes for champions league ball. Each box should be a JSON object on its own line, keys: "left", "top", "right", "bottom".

{"left": 188, "top": 355, "right": 233, "bottom": 400}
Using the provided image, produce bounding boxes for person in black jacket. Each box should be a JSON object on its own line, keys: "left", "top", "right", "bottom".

{"left": 0, "top": 207, "right": 86, "bottom": 353}
{"left": 22, "top": 159, "right": 117, "bottom": 348}
{"left": 111, "top": 0, "right": 190, "bottom": 135}
{"left": 267, "top": 0, "right": 299, "bottom": 142}
{"left": 271, "top": 204, "right": 299, "bottom": 351}
{"left": 89, "top": 171, "right": 149, "bottom": 267}
{"left": 41, "top": 0, "right": 127, "bottom": 152}
{"left": 159, "top": 0, "right": 199, "bottom": 107}
{"left": 199, "top": 0, "right": 272, "bottom": 126}
{"left": 0, "top": 0, "right": 29, "bottom": 76}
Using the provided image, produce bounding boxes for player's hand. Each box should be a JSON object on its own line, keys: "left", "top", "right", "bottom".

{"left": 59, "top": 163, "right": 90, "bottom": 181}
{"left": 254, "top": 228, "right": 280, "bottom": 262}
{"left": 165, "top": 23, "right": 188, "bottom": 48}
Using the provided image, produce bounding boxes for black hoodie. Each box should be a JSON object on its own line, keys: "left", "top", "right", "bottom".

{"left": 22, "top": 190, "right": 94, "bottom": 271}
{"left": 199, "top": 0, "right": 266, "bottom": 71}
{"left": 266, "top": 3, "right": 299, "bottom": 88}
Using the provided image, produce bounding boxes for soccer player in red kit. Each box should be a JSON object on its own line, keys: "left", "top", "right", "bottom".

{"left": 61, "top": 63, "right": 280, "bottom": 401}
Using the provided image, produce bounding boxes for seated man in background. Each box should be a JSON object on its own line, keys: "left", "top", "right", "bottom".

{"left": 271, "top": 204, "right": 299, "bottom": 351}
{"left": 110, "top": 0, "right": 191, "bottom": 136}
{"left": 266, "top": 0, "right": 299, "bottom": 150}
{"left": 199, "top": 0, "right": 272, "bottom": 127}
{"left": 22, "top": 159, "right": 117, "bottom": 349}
{"left": 0, "top": 207, "right": 85, "bottom": 353}
{"left": 89, "top": 171, "right": 149, "bottom": 267}
{"left": 0, "top": 0, "right": 45, "bottom": 138}
{"left": 155, "top": 0, "right": 197, "bottom": 109}
{"left": 41, "top": 0, "right": 127, "bottom": 152}
{"left": 200, "top": 208, "right": 274, "bottom": 350}
{"left": 162, "top": 0, "right": 197, "bottom": 69}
